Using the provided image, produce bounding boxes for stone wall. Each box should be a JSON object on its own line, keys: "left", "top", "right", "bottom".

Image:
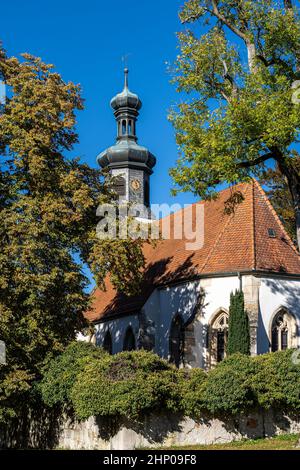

{"left": 2, "top": 409, "right": 298, "bottom": 450}
{"left": 243, "top": 275, "right": 261, "bottom": 356}
{"left": 57, "top": 410, "right": 300, "bottom": 450}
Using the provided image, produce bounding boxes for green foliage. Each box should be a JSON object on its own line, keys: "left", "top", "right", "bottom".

{"left": 0, "top": 45, "right": 146, "bottom": 422}
{"left": 180, "top": 350, "right": 300, "bottom": 417}
{"left": 178, "top": 368, "right": 207, "bottom": 418}
{"left": 227, "top": 290, "right": 250, "bottom": 356}
{"left": 39, "top": 341, "right": 108, "bottom": 408}
{"left": 170, "top": 0, "right": 300, "bottom": 248}
{"left": 38, "top": 348, "right": 300, "bottom": 420}
{"left": 251, "top": 350, "right": 300, "bottom": 410}
{"left": 71, "top": 351, "right": 182, "bottom": 420}
{"left": 260, "top": 158, "right": 300, "bottom": 242}
{"left": 200, "top": 354, "right": 257, "bottom": 415}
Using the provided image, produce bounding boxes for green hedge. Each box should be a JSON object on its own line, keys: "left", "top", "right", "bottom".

{"left": 199, "top": 353, "right": 257, "bottom": 415}
{"left": 71, "top": 351, "right": 181, "bottom": 420}
{"left": 178, "top": 368, "right": 207, "bottom": 418}
{"left": 251, "top": 349, "right": 300, "bottom": 410}
{"left": 39, "top": 341, "right": 108, "bottom": 408}
{"left": 40, "top": 347, "right": 300, "bottom": 420}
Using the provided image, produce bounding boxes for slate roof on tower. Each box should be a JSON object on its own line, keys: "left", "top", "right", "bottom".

{"left": 85, "top": 180, "right": 300, "bottom": 323}
{"left": 97, "top": 69, "right": 156, "bottom": 173}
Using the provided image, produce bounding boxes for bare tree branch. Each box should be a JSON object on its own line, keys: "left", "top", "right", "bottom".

{"left": 210, "top": 0, "right": 247, "bottom": 41}
{"left": 208, "top": 1, "right": 257, "bottom": 72}
{"left": 220, "top": 58, "right": 238, "bottom": 98}
{"left": 204, "top": 78, "right": 231, "bottom": 103}
{"left": 180, "top": 14, "right": 200, "bottom": 24}
{"left": 284, "top": 0, "right": 293, "bottom": 10}
{"left": 238, "top": 152, "right": 276, "bottom": 168}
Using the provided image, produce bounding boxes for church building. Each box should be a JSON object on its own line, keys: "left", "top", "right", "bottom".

{"left": 85, "top": 70, "right": 300, "bottom": 369}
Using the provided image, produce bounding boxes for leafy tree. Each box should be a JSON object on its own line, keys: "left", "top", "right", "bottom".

{"left": 0, "top": 46, "right": 145, "bottom": 421}
{"left": 260, "top": 157, "right": 300, "bottom": 242}
{"left": 227, "top": 290, "right": 250, "bottom": 356}
{"left": 170, "top": 0, "right": 300, "bottom": 249}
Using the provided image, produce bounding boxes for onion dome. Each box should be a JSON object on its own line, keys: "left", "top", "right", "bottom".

{"left": 97, "top": 69, "right": 156, "bottom": 174}
{"left": 110, "top": 68, "right": 142, "bottom": 111}
{"left": 98, "top": 139, "right": 156, "bottom": 172}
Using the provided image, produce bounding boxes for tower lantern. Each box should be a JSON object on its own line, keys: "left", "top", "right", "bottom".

{"left": 97, "top": 69, "right": 156, "bottom": 215}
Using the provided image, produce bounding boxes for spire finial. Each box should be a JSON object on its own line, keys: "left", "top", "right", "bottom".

{"left": 124, "top": 68, "right": 129, "bottom": 89}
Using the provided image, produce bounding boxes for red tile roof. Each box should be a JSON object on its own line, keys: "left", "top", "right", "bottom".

{"left": 85, "top": 180, "right": 300, "bottom": 322}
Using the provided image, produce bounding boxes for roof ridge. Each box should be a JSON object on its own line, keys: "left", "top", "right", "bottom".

{"left": 253, "top": 179, "right": 300, "bottom": 257}
{"left": 199, "top": 184, "right": 250, "bottom": 273}
{"left": 159, "top": 182, "right": 248, "bottom": 224}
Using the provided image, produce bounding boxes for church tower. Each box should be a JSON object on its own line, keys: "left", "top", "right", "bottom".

{"left": 97, "top": 69, "right": 156, "bottom": 216}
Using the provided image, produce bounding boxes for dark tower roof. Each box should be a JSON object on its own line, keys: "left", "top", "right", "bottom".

{"left": 97, "top": 69, "right": 156, "bottom": 174}
{"left": 110, "top": 68, "right": 142, "bottom": 111}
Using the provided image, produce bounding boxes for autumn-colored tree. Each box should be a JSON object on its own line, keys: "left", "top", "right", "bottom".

{"left": 0, "top": 46, "right": 145, "bottom": 421}
{"left": 260, "top": 156, "right": 300, "bottom": 243}
{"left": 170, "top": 0, "right": 300, "bottom": 249}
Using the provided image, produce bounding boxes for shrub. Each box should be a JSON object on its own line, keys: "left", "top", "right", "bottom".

{"left": 251, "top": 349, "right": 300, "bottom": 410}
{"left": 71, "top": 350, "right": 182, "bottom": 420}
{"left": 200, "top": 354, "right": 257, "bottom": 415}
{"left": 178, "top": 368, "right": 207, "bottom": 418}
{"left": 227, "top": 290, "right": 250, "bottom": 356}
{"left": 40, "top": 341, "right": 108, "bottom": 407}
{"left": 40, "top": 345, "right": 300, "bottom": 421}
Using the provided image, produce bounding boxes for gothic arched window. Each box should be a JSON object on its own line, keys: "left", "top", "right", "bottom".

{"left": 209, "top": 310, "right": 229, "bottom": 366}
{"left": 271, "top": 309, "right": 297, "bottom": 352}
{"left": 123, "top": 327, "right": 136, "bottom": 351}
{"left": 103, "top": 330, "right": 112, "bottom": 354}
{"left": 169, "top": 314, "right": 184, "bottom": 368}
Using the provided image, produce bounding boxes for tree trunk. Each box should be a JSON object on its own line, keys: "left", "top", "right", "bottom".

{"left": 246, "top": 41, "right": 257, "bottom": 73}
{"left": 284, "top": 0, "right": 293, "bottom": 10}
{"left": 296, "top": 210, "right": 300, "bottom": 251}
{"left": 283, "top": 0, "right": 300, "bottom": 71}
{"left": 277, "top": 156, "right": 300, "bottom": 250}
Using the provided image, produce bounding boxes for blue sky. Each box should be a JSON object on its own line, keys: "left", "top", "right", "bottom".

{"left": 1, "top": 0, "right": 198, "bottom": 209}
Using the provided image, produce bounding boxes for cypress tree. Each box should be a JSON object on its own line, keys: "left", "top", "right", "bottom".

{"left": 227, "top": 290, "right": 250, "bottom": 356}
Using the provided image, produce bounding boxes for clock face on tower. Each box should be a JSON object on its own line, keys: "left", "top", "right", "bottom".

{"left": 131, "top": 179, "right": 141, "bottom": 191}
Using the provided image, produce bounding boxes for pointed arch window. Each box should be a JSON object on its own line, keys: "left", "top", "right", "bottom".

{"left": 209, "top": 310, "right": 229, "bottom": 366}
{"left": 169, "top": 314, "right": 184, "bottom": 368}
{"left": 271, "top": 309, "right": 297, "bottom": 352}
{"left": 123, "top": 327, "right": 136, "bottom": 351}
{"left": 103, "top": 330, "right": 112, "bottom": 354}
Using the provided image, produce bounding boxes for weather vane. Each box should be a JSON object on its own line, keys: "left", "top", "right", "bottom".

{"left": 121, "top": 53, "right": 132, "bottom": 69}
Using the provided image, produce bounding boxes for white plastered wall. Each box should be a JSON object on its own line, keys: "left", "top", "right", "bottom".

{"left": 93, "top": 274, "right": 300, "bottom": 366}
{"left": 258, "top": 277, "right": 300, "bottom": 354}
